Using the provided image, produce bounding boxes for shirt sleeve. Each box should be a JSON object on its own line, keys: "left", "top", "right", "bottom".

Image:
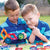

{"left": 24, "top": 24, "right": 32, "bottom": 40}
{"left": 21, "top": 18, "right": 32, "bottom": 40}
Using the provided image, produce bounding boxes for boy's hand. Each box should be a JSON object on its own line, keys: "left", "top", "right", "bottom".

{"left": 0, "top": 40, "right": 8, "bottom": 46}
{"left": 32, "top": 26, "right": 49, "bottom": 42}
{"left": 22, "top": 32, "right": 27, "bottom": 39}
{"left": 32, "top": 26, "right": 40, "bottom": 36}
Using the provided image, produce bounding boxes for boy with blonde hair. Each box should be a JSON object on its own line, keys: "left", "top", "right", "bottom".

{"left": 21, "top": 4, "right": 50, "bottom": 43}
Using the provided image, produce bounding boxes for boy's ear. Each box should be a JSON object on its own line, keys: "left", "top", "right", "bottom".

{"left": 4, "top": 11, "right": 7, "bottom": 16}
{"left": 37, "top": 12, "right": 40, "bottom": 18}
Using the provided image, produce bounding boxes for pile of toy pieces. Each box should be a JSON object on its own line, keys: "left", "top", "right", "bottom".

{"left": 30, "top": 42, "right": 50, "bottom": 50}
{"left": 0, "top": 42, "right": 50, "bottom": 50}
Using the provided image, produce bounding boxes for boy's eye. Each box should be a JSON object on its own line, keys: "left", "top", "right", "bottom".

{"left": 16, "top": 14, "right": 18, "bottom": 16}
{"left": 16, "top": 14, "right": 19, "bottom": 16}
{"left": 11, "top": 15, "right": 14, "bottom": 17}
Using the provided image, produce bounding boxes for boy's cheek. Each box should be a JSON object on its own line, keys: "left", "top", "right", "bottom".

{"left": 9, "top": 17, "right": 14, "bottom": 21}
{"left": 16, "top": 16, "right": 19, "bottom": 19}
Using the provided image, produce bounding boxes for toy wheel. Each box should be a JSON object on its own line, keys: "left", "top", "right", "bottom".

{"left": 18, "top": 34, "right": 24, "bottom": 40}
{"left": 4, "top": 37, "right": 11, "bottom": 44}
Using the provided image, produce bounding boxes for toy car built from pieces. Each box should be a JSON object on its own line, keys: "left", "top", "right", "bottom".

{"left": 1, "top": 29, "right": 24, "bottom": 44}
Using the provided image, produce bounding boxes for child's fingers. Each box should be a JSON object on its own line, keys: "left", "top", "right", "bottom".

{"left": 32, "top": 26, "right": 36, "bottom": 30}
{"left": 33, "top": 26, "right": 35, "bottom": 28}
{"left": 22, "top": 32, "right": 24, "bottom": 34}
{"left": 1, "top": 40, "right": 8, "bottom": 46}
{"left": 22, "top": 32, "right": 27, "bottom": 39}
{"left": 2, "top": 42, "right": 8, "bottom": 46}
{"left": 0, "top": 40, "right": 4, "bottom": 43}
{"left": 0, "top": 40, "right": 4, "bottom": 44}
{"left": 28, "top": 26, "right": 35, "bottom": 29}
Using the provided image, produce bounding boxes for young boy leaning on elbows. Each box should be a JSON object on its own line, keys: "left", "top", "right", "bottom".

{"left": 0, "top": 0, "right": 31, "bottom": 46}
{"left": 21, "top": 4, "right": 50, "bottom": 43}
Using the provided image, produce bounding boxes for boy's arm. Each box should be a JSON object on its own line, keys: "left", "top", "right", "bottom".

{"left": 32, "top": 27, "right": 49, "bottom": 42}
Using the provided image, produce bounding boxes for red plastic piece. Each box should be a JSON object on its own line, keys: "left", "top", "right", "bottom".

{"left": 39, "top": 42, "right": 43, "bottom": 45}
{"left": 31, "top": 46, "right": 36, "bottom": 47}
{"left": 8, "top": 33, "right": 17, "bottom": 40}
{"left": 15, "top": 48, "right": 23, "bottom": 50}
{"left": 36, "top": 43, "right": 39, "bottom": 45}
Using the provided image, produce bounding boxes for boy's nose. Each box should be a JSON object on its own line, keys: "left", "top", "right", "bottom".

{"left": 14, "top": 16, "right": 17, "bottom": 19}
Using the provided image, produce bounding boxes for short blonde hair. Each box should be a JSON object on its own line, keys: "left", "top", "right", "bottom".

{"left": 21, "top": 4, "right": 39, "bottom": 17}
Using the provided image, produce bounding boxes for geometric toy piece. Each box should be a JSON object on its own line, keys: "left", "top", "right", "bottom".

{"left": 18, "top": 33, "right": 24, "bottom": 40}
{"left": 4, "top": 37, "right": 11, "bottom": 44}
{"left": 39, "top": 42, "right": 43, "bottom": 45}
{"left": 15, "top": 48, "right": 23, "bottom": 50}
{"left": 1, "top": 29, "right": 10, "bottom": 40}
{"left": 8, "top": 33, "right": 17, "bottom": 40}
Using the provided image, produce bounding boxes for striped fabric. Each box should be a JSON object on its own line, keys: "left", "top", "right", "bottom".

{"left": 0, "top": 18, "right": 32, "bottom": 44}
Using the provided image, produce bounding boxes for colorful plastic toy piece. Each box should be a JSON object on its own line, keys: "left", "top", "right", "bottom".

{"left": 39, "top": 42, "right": 43, "bottom": 45}
{"left": 18, "top": 33, "right": 24, "bottom": 40}
{"left": 15, "top": 48, "right": 23, "bottom": 50}
{"left": 0, "top": 45, "right": 11, "bottom": 50}
{"left": 4, "top": 37, "right": 11, "bottom": 44}
{"left": 36, "top": 43, "right": 39, "bottom": 45}
{"left": 8, "top": 33, "right": 17, "bottom": 40}
{"left": 37, "top": 48, "right": 44, "bottom": 50}
{"left": 44, "top": 46, "right": 50, "bottom": 50}
{"left": 1, "top": 29, "right": 10, "bottom": 40}
{"left": 36, "top": 42, "right": 43, "bottom": 46}
{"left": 30, "top": 46, "right": 37, "bottom": 50}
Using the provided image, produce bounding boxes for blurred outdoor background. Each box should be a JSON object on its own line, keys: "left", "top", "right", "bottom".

{"left": 0, "top": 0, "right": 50, "bottom": 26}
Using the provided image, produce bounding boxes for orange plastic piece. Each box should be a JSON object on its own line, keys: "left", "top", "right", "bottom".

{"left": 1, "top": 29, "right": 10, "bottom": 40}
{"left": 39, "top": 42, "right": 43, "bottom": 45}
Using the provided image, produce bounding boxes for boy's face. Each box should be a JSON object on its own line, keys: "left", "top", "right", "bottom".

{"left": 6, "top": 9, "right": 20, "bottom": 23}
{"left": 23, "top": 11, "right": 39, "bottom": 29}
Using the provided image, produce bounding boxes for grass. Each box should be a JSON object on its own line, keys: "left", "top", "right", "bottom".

{"left": 40, "top": 16, "right": 50, "bottom": 26}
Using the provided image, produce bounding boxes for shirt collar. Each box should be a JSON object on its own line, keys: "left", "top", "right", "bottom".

{"left": 6, "top": 18, "right": 21, "bottom": 27}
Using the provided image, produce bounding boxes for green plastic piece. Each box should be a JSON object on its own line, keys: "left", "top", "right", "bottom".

{"left": 18, "top": 34, "right": 24, "bottom": 40}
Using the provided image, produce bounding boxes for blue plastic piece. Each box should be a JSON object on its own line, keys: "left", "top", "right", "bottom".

{"left": 16, "top": 44, "right": 18, "bottom": 47}
{"left": 11, "top": 35, "right": 15, "bottom": 38}
{"left": 30, "top": 47, "right": 37, "bottom": 50}
{"left": 4, "top": 38, "right": 11, "bottom": 44}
